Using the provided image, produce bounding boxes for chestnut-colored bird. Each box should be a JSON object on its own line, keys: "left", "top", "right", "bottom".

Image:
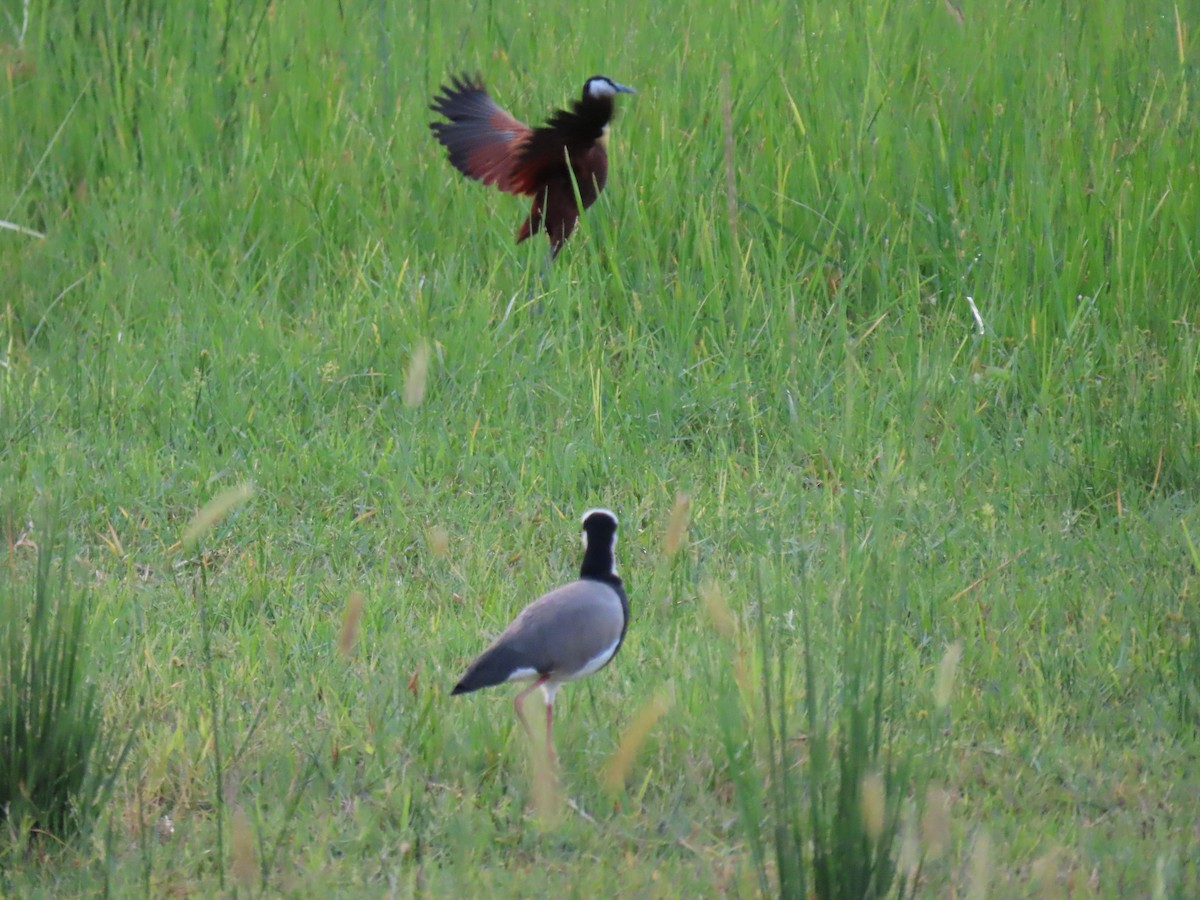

{"left": 429, "top": 73, "right": 636, "bottom": 257}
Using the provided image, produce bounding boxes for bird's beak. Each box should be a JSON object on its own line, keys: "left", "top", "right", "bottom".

{"left": 614, "top": 82, "right": 637, "bottom": 94}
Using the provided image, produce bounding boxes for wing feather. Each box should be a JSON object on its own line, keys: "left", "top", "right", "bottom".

{"left": 429, "top": 74, "right": 535, "bottom": 196}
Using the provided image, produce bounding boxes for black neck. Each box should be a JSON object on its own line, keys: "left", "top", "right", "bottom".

{"left": 576, "top": 94, "right": 615, "bottom": 127}
{"left": 580, "top": 541, "right": 620, "bottom": 585}
{"left": 545, "top": 96, "right": 614, "bottom": 142}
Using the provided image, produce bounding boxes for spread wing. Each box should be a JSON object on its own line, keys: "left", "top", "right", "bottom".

{"left": 429, "top": 74, "right": 536, "bottom": 196}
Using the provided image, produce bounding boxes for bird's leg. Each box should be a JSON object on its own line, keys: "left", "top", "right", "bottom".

{"left": 513, "top": 675, "right": 549, "bottom": 744}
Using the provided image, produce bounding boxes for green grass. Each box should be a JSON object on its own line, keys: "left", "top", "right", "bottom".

{"left": 1, "top": 511, "right": 130, "bottom": 849}
{"left": 2, "top": 0, "right": 1199, "bottom": 893}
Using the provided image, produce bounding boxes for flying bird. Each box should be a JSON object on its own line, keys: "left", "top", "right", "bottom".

{"left": 452, "top": 509, "right": 628, "bottom": 764}
{"left": 429, "top": 73, "right": 636, "bottom": 257}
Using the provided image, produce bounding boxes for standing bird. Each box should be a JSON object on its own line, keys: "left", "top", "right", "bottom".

{"left": 452, "top": 509, "right": 627, "bottom": 763}
{"left": 429, "top": 74, "right": 636, "bottom": 257}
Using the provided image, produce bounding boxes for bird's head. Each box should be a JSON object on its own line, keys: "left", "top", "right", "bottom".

{"left": 583, "top": 76, "right": 637, "bottom": 100}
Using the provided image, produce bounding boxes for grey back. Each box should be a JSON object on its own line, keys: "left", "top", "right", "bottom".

{"left": 496, "top": 579, "right": 625, "bottom": 679}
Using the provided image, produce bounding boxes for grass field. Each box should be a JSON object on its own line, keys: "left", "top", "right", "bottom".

{"left": 3, "top": 0, "right": 1199, "bottom": 895}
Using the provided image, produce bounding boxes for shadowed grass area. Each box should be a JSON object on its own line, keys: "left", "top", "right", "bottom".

{"left": 2, "top": 0, "right": 1199, "bottom": 893}
{"left": 1, "top": 512, "right": 131, "bottom": 853}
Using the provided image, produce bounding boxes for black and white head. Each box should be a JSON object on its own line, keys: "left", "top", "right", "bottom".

{"left": 583, "top": 76, "right": 637, "bottom": 100}
{"left": 579, "top": 508, "right": 619, "bottom": 578}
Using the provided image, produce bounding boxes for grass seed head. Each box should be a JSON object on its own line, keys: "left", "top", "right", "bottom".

{"left": 966, "top": 828, "right": 992, "bottom": 900}
{"left": 181, "top": 483, "right": 254, "bottom": 550}
{"left": 663, "top": 491, "right": 691, "bottom": 557}
{"left": 603, "top": 685, "right": 674, "bottom": 793}
{"left": 230, "top": 807, "right": 257, "bottom": 888}
{"left": 404, "top": 341, "right": 431, "bottom": 408}
{"left": 934, "top": 640, "right": 963, "bottom": 710}
{"left": 338, "top": 591, "right": 364, "bottom": 657}
{"left": 700, "top": 579, "right": 735, "bottom": 639}
{"left": 860, "top": 770, "right": 886, "bottom": 839}
{"left": 427, "top": 525, "right": 450, "bottom": 557}
{"left": 920, "top": 784, "right": 951, "bottom": 858}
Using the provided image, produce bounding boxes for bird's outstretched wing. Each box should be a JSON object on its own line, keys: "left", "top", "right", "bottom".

{"left": 429, "top": 74, "right": 536, "bottom": 196}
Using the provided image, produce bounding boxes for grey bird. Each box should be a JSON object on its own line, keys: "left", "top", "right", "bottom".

{"left": 452, "top": 509, "right": 628, "bottom": 763}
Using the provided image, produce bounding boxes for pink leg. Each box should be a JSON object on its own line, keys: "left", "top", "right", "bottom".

{"left": 513, "top": 675, "right": 549, "bottom": 743}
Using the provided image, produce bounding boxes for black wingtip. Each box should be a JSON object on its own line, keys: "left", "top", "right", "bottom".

{"left": 452, "top": 642, "right": 528, "bottom": 695}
